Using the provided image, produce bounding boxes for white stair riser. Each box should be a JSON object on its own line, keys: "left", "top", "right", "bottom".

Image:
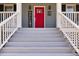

{"left": 19, "top": 28, "right": 58, "bottom": 31}
{"left": 13, "top": 34, "right": 63, "bottom": 37}
{"left": 1, "top": 49, "right": 73, "bottom": 53}
{"left": 5, "top": 42, "right": 70, "bottom": 47}
{"left": 17, "top": 30, "right": 60, "bottom": 32}
{"left": 10, "top": 36, "right": 64, "bottom": 39}
{"left": 12, "top": 36, "right": 63, "bottom": 39}
{"left": 16, "top": 32, "right": 61, "bottom": 34}
{"left": 0, "top": 53, "right": 76, "bottom": 56}
{"left": 9, "top": 39, "right": 65, "bottom": 42}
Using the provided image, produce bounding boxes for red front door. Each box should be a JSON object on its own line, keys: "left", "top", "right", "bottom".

{"left": 35, "top": 6, "right": 44, "bottom": 28}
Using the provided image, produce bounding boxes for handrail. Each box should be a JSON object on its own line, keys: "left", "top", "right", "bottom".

{"left": 0, "top": 12, "right": 18, "bottom": 49}
{"left": 0, "top": 12, "right": 17, "bottom": 26}
{"left": 0, "top": 11, "right": 15, "bottom": 13}
{"left": 59, "top": 12, "right": 79, "bottom": 29}
{"left": 62, "top": 12, "right": 79, "bottom": 13}
{"left": 58, "top": 12, "right": 79, "bottom": 54}
{"left": 62, "top": 12, "right": 79, "bottom": 25}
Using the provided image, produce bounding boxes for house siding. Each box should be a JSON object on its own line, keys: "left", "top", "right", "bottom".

{"left": 22, "top": 3, "right": 56, "bottom": 28}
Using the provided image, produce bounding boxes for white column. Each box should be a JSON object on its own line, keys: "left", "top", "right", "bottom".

{"left": 17, "top": 3, "right": 22, "bottom": 28}
{"left": 56, "top": 3, "right": 61, "bottom": 28}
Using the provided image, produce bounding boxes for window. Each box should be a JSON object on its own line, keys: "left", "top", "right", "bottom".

{"left": 4, "top": 4, "right": 14, "bottom": 11}
{"left": 0, "top": 4, "right": 3, "bottom": 11}
{"left": 66, "top": 6, "right": 74, "bottom": 12}
{"left": 47, "top": 5, "right": 52, "bottom": 16}
{"left": 62, "top": 4, "right": 66, "bottom": 12}
{"left": 76, "top": 4, "right": 79, "bottom": 11}
{"left": 28, "top": 5, "right": 31, "bottom": 10}
{"left": 0, "top": 4, "right": 16, "bottom": 11}
{"left": 66, "top": 4, "right": 76, "bottom": 12}
{"left": 62, "top": 4, "right": 76, "bottom": 12}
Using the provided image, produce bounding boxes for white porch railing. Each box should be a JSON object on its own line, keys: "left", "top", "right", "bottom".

{"left": 62, "top": 12, "right": 79, "bottom": 25}
{"left": 58, "top": 12, "right": 79, "bottom": 54}
{"left": 0, "top": 12, "right": 18, "bottom": 49}
{"left": 0, "top": 12, "right": 15, "bottom": 23}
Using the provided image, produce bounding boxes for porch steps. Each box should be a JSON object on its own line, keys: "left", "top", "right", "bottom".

{"left": 0, "top": 28, "right": 78, "bottom": 56}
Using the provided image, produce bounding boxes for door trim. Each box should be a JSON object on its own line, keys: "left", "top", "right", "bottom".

{"left": 34, "top": 6, "right": 45, "bottom": 28}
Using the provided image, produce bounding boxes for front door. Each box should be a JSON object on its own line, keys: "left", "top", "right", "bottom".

{"left": 34, "top": 6, "right": 44, "bottom": 28}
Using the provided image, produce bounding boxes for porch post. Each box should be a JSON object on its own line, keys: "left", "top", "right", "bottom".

{"left": 17, "top": 3, "right": 22, "bottom": 28}
{"left": 57, "top": 3, "right": 61, "bottom": 28}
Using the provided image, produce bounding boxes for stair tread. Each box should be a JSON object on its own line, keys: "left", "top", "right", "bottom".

{"left": 1, "top": 47, "right": 73, "bottom": 53}
{"left": 5, "top": 42, "right": 69, "bottom": 45}
{"left": 9, "top": 39, "right": 65, "bottom": 42}
{"left": 0, "top": 28, "right": 77, "bottom": 56}
{"left": 7, "top": 41, "right": 66, "bottom": 43}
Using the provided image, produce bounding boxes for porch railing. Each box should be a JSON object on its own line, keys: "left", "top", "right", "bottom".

{"left": 62, "top": 12, "right": 79, "bottom": 25}
{"left": 0, "top": 12, "right": 18, "bottom": 49}
{"left": 0, "top": 12, "right": 15, "bottom": 23}
{"left": 58, "top": 12, "right": 79, "bottom": 54}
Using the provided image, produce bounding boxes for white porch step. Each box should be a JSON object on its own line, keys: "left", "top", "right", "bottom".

{"left": 0, "top": 53, "right": 76, "bottom": 56}
{"left": 16, "top": 30, "right": 60, "bottom": 33}
{"left": 16, "top": 31, "right": 61, "bottom": 35}
{"left": 18, "top": 28, "right": 59, "bottom": 31}
{"left": 0, "top": 28, "right": 77, "bottom": 56}
{"left": 12, "top": 32, "right": 63, "bottom": 39}
{"left": 1, "top": 47, "right": 73, "bottom": 53}
{"left": 9, "top": 37, "right": 65, "bottom": 42}
{"left": 12, "top": 33, "right": 63, "bottom": 37}
{"left": 12, "top": 35, "right": 64, "bottom": 40}
{"left": 5, "top": 42, "right": 70, "bottom": 47}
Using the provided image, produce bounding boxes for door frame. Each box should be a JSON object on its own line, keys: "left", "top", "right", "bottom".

{"left": 34, "top": 6, "right": 45, "bottom": 28}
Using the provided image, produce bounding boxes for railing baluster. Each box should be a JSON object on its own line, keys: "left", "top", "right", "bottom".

{"left": 7, "top": 23, "right": 8, "bottom": 38}
{"left": 62, "top": 12, "right": 79, "bottom": 26}
{"left": 6, "top": 23, "right": 7, "bottom": 40}
{"left": 5, "top": 23, "right": 7, "bottom": 40}
{"left": 1, "top": 13, "right": 2, "bottom": 22}
{"left": 0, "top": 12, "right": 18, "bottom": 49}
{"left": 3, "top": 25, "right": 4, "bottom": 43}
{"left": 78, "top": 14, "right": 79, "bottom": 25}
{"left": 3, "top": 13, "right": 4, "bottom": 21}
{"left": 75, "top": 13, "right": 77, "bottom": 24}
{"left": 0, "top": 26, "right": 1, "bottom": 45}
{"left": 0, "top": 12, "right": 15, "bottom": 23}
